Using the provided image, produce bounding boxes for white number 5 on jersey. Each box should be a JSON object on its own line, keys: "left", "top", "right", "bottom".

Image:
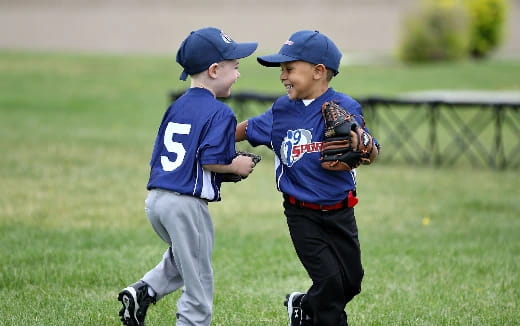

{"left": 161, "top": 122, "right": 191, "bottom": 171}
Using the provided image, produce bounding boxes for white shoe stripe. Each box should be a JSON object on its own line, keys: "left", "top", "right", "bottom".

{"left": 123, "top": 286, "right": 140, "bottom": 323}
{"left": 287, "top": 292, "right": 301, "bottom": 326}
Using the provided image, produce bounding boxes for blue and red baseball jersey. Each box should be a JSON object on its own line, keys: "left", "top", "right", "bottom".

{"left": 246, "top": 88, "right": 378, "bottom": 205}
{"left": 147, "top": 88, "right": 237, "bottom": 201}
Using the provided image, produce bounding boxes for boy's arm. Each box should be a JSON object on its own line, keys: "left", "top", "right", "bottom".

{"left": 203, "top": 154, "right": 254, "bottom": 177}
{"left": 235, "top": 120, "right": 248, "bottom": 142}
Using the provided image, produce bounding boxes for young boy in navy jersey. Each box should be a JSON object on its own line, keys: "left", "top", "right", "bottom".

{"left": 236, "top": 30, "right": 380, "bottom": 326}
{"left": 118, "top": 27, "right": 258, "bottom": 326}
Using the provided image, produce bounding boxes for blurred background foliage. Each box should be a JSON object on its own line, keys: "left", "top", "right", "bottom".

{"left": 399, "top": 0, "right": 508, "bottom": 63}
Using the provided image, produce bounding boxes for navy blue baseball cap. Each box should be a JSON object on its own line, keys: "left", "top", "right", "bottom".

{"left": 257, "top": 30, "right": 342, "bottom": 76}
{"left": 176, "top": 27, "right": 258, "bottom": 81}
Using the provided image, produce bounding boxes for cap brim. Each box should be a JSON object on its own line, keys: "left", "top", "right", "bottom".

{"left": 226, "top": 42, "right": 258, "bottom": 60}
{"left": 257, "top": 53, "right": 298, "bottom": 67}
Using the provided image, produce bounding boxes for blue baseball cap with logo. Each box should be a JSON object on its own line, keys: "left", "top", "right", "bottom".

{"left": 257, "top": 30, "right": 342, "bottom": 76}
{"left": 176, "top": 27, "right": 258, "bottom": 81}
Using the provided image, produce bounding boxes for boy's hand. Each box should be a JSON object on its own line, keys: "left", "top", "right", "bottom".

{"left": 219, "top": 151, "right": 262, "bottom": 182}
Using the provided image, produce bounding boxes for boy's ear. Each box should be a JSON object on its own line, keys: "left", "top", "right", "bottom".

{"left": 313, "top": 64, "right": 327, "bottom": 79}
{"left": 208, "top": 63, "right": 219, "bottom": 78}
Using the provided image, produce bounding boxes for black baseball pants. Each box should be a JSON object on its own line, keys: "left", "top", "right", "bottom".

{"left": 284, "top": 201, "right": 364, "bottom": 326}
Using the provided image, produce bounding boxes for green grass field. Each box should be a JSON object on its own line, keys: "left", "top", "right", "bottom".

{"left": 1, "top": 51, "right": 519, "bottom": 325}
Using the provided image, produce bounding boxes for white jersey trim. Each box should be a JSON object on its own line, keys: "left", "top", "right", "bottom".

{"left": 274, "top": 155, "right": 283, "bottom": 192}
{"left": 200, "top": 168, "right": 215, "bottom": 200}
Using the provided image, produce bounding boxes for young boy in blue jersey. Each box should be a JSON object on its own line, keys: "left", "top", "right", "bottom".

{"left": 236, "top": 30, "right": 380, "bottom": 326}
{"left": 118, "top": 27, "right": 258, "bottom": 326}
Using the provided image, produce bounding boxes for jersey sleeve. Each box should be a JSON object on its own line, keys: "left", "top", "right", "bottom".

{"left": 198, "top": 107, "right": 237, "bottom": 165}
{"left": 246, "top": 106, "right": 273, "bottom": 148}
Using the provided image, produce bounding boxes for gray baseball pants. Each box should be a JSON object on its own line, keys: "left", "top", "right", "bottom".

{"left": 141, "top": 189, "right": 214, "bottom": 326}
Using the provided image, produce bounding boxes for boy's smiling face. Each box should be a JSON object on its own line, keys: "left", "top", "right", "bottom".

{"left": 280, "top": 61, "right": 327, "bottom": 100}
{"left": 213, "top": 59, "right": 241, "bottom": 98}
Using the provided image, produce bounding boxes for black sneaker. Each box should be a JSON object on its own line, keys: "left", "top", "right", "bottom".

{"left": 118, "top": 281, "right": 156, "bottom": 326}
{"left": 284, "top": 292, "right": 310, "bottom": 326}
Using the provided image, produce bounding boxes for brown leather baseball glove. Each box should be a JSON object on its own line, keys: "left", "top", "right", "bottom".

{"left": 320, "top": 101, "right": 375, "bottom": 171}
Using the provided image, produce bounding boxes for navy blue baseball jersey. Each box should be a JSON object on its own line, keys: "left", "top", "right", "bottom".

{"left": 246, "top": 88, "right": 378, "bottom": 205}
{"left": 147, "top": 88, "right": 237, "bottom": 201}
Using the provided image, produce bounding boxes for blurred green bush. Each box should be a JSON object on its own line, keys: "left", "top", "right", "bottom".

{"left": 465, "top": 0, "right": 508, "bottom": 58}
{"left": 398, "top": 0, "right": 508, "bottom": 63}
{"left": 399, "top": 2, "right": 469, "bottom": 63}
